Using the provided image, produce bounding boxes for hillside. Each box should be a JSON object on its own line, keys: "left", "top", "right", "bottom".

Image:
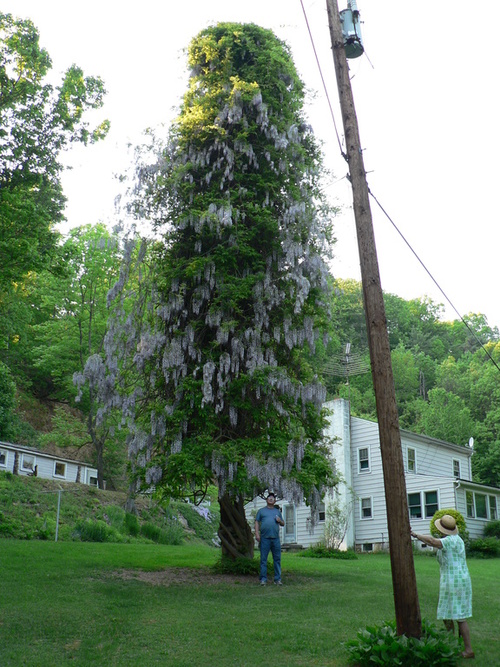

{"left": 0, "top": 471, "right": 220, "bottom": 546}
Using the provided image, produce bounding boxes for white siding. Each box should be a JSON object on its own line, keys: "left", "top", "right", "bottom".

{"left": 0, "top": 442, "right": 98, "bottom": 486}
{"left": 350, "top": 418, "right": 388, "bottom": 546}
{"left": 244, "top": 401, "right": 499, "bottom": 550}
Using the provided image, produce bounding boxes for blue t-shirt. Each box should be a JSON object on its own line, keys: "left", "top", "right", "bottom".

{"left": 256, "top": 506, "right": 283, "bottom": 539}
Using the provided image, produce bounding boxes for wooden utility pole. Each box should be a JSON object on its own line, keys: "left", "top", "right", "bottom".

{"left": 326, "top": 0, "right": 422, "bottom": 637}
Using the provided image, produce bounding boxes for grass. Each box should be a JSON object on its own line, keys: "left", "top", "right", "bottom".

{"left": 0, "top": 472, "right": 219, "bottom": 546}
{"left": 0, "top": 542, "right": 498, "bottom": 666}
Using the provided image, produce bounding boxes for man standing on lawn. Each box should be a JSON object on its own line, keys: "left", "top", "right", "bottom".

{"left": 255, "top": 492, "right": 285, "bottom": 586}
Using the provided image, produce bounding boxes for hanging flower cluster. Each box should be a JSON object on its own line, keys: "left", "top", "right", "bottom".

{"left": 105, "top": 23, "right": 338, "bottom": 510}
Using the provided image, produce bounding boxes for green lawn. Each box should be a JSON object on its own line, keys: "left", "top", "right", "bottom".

{"left": 1, "top": 541, "right": 498, "bottom": 666}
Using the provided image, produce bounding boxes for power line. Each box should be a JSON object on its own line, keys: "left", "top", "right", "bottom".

{"left": 299, "top": 0, "right": 500, "bottom": 375}
{"left": 300, "top": 0, "right": 346, "bottom": 160}
{"left": 368, "top": 188, "right": 500, "bottom": 375}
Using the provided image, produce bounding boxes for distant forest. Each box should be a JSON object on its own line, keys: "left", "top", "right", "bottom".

{"left": 1, "top": 225, "right": 499, "bottom": 491}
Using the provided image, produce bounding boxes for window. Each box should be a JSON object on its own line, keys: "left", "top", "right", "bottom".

{"left": 489, "top": 496, "right": 498, "bottom": 520}
{"left": 408, "top": 492, "right": 422, "bottom": 519}
{"left": 475, "top": 494, "right": 487, "bottom": 519}
{"left": 424, "top": 491, "right": 438, "bottom": 518}
{"left": 466, "top": 491, "right": 475, "bottom": 518}
{"left": 358, "top": 447, "right": 370, "bottom": 473}
{"left": 0, "top": 450, "right": 6, "bottom": 466}
{"left": 466, "top": 490, "right": 495, "bottom": 520}
{"left": 407, "top": 448, "right": 416, "bottom": 473}
{"left": 362, "top": 543, "right": 373, "bottom": 552}
{"left": 89, "top": 475, "right": 98, "bottom": 487}
{"left": 54, "top": 461, "right": 66, "bottom": 478}
{"left": 21, "top": 454, "right": 35, "bottom": 472}
{"left": 360, "top": 497, "right": 372, "bottom": 519}
{"left": 453, "top": 459, "right": 461, "bottom": 478}
{"left": 318, "top": 503, "right": 326, "bottom": 522}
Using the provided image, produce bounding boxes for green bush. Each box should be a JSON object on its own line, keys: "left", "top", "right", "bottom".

{"left": 467, "top": 537, "right": 500, "bottom": 558}
{"left": 212, "top": 555, "right": 260, "bottom": 576}
{"left": 103, "top": 505, "right": 125, "bottom": 531}
{"left": 483, "top": 520, "right": 500, "bottom": 539}
{"left": 430, "top": 508, "right": 467, "bottom": 539}
{"left": 300, "top": 544, "right": 358, "bottom": 560}
{"left": 124, "top": 511, "right": 140, "bottom": 536}
{"left": 74, "top": 519, "right": 122, "bottom": 543}
{"left": 140, "top": 521, "right": 184, "bottom": 545}
{"left": 346, "top": 619, "right": 460, "bottom": 666}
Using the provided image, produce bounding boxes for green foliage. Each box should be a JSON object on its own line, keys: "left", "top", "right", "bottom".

{"left": 74, "top": 518, "right": 123, "bottom": 543}
{"left": 124, "top": 511, "right": 140, "bottom": 536}
{"left": 0, "top": 360, "right": 16, "bottom": 438}
{"left": 140, "top": 521, "right": 185, "bottom": 545}
{"left": 483, "top": 520, "right": 500, "bottom": 539}
{"left": 346, "top": 619, "right": 460, "bottom": 666}
{"left": 300, "top": 544, "right": 357, "bottom": 559}
{"left": 113, "top": 22, "right": 338, "bottom": 557}
{"left": 416, "top": 387, "right": 475, "bottom": 445}
{"left": 0, "top": 12, "right": 108, "bottom": 286}
{"left": 28, "top": 224, "right": 130, "bottom": 487}
{"left": 467, "top": 537, "right": 500, "bottom": 558}
{"left": 430, "top": 508, "right": 467, "bottom": 539}
{"left": 212, "top": 554, "right": 260, "bottom": 575}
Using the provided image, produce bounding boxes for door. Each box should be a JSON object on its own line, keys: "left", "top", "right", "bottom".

{"left": 283, "top": 504, "right": 296, "bottom": 544}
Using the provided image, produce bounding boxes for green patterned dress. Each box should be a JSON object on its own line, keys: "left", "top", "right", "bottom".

{"left": 436, "top": 534, "right": 472, "bottom": 620}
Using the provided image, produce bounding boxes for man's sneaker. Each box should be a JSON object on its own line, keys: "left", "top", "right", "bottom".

{"left": 260, "top": 580, "right": 267, "bottom": 586}
{"left": 274, "top": 580, "right": 282, "bottom": 586}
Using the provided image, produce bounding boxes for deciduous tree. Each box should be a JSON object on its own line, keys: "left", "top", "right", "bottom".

{"left": 0, "top": 12, "right": 109, "bottom": 286}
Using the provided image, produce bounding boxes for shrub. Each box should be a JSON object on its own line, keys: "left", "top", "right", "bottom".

{"left": 467, "top": 537, "right": 500, "bottom": 558}
{"left": 483, "top": 520, "right": 500, "bottom": 539}
{"left": 74, "top": 519, "right": 122, "bottom": 543}
{"left": 300, "top": 544, "right": 358, "bottom": 559}
{"left": 430, "top": 509, "right": 467, "bottom": 539}
{"left": 140, "top": 521, "right": 184, "bottom": 545}
{"left": 103, "top": 505, "right": 125, "bottom": 531}
{"left": 212, "top": 555, "right": 260, "bottom": 576}
{"left": 124, "top": 511, "right": 140, "bottom": 536}
{"left": 346, "top": 619, "right": 460, "bottom": 666}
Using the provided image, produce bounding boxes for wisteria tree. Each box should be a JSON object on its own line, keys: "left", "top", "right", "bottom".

{"left": 105, "top": 23, "right": 338, "bottom": 562}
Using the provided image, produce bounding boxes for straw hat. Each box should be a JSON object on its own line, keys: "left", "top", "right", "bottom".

{"left": 435, "top": 514, "right": 458, "bottom": 536}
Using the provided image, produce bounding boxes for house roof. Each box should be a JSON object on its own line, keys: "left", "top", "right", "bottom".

{"left": 455, "top": 478, "right": 500, "bottom": 493}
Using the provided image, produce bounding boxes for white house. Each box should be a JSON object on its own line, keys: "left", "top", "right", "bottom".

{"left": 246, "top": 398, "right": 500, "bottom": 551}
{"left": 0, "top": 441, "right": 99, "bottom": 486}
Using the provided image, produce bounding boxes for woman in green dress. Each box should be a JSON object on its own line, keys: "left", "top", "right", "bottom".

{"left": 411, "top": 514, "right": 474, "bottom": 659}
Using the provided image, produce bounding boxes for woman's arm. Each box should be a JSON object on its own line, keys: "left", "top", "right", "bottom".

{"left": 411, "top": 531, "right": 443, "bottom": 549}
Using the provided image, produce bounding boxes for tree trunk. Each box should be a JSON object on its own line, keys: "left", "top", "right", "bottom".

{"left": 218, "top": 494, "right": 254, "bottom": 560}
{"left": 125, "top": 481, "right": 137, "bottom": 514}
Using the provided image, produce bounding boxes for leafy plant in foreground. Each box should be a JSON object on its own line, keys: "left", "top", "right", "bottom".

{"left": 346, "top": 619, "right": 460, "bottom": 666}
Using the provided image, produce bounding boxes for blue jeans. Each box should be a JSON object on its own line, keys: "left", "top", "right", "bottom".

{"left": 259, "top": 537, "right": 281, "bottom": 582}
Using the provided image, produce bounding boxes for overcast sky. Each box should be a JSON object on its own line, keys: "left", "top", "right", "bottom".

{"left": 8, "top": 1, "right": 500, "bottom": 331}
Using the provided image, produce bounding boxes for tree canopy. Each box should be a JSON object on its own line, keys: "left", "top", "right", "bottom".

{"left": 0, "top": 12, "right": 109, "bottom": 286}
{"left": 99, "top": 23, "right": 339, "bottom": 559}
